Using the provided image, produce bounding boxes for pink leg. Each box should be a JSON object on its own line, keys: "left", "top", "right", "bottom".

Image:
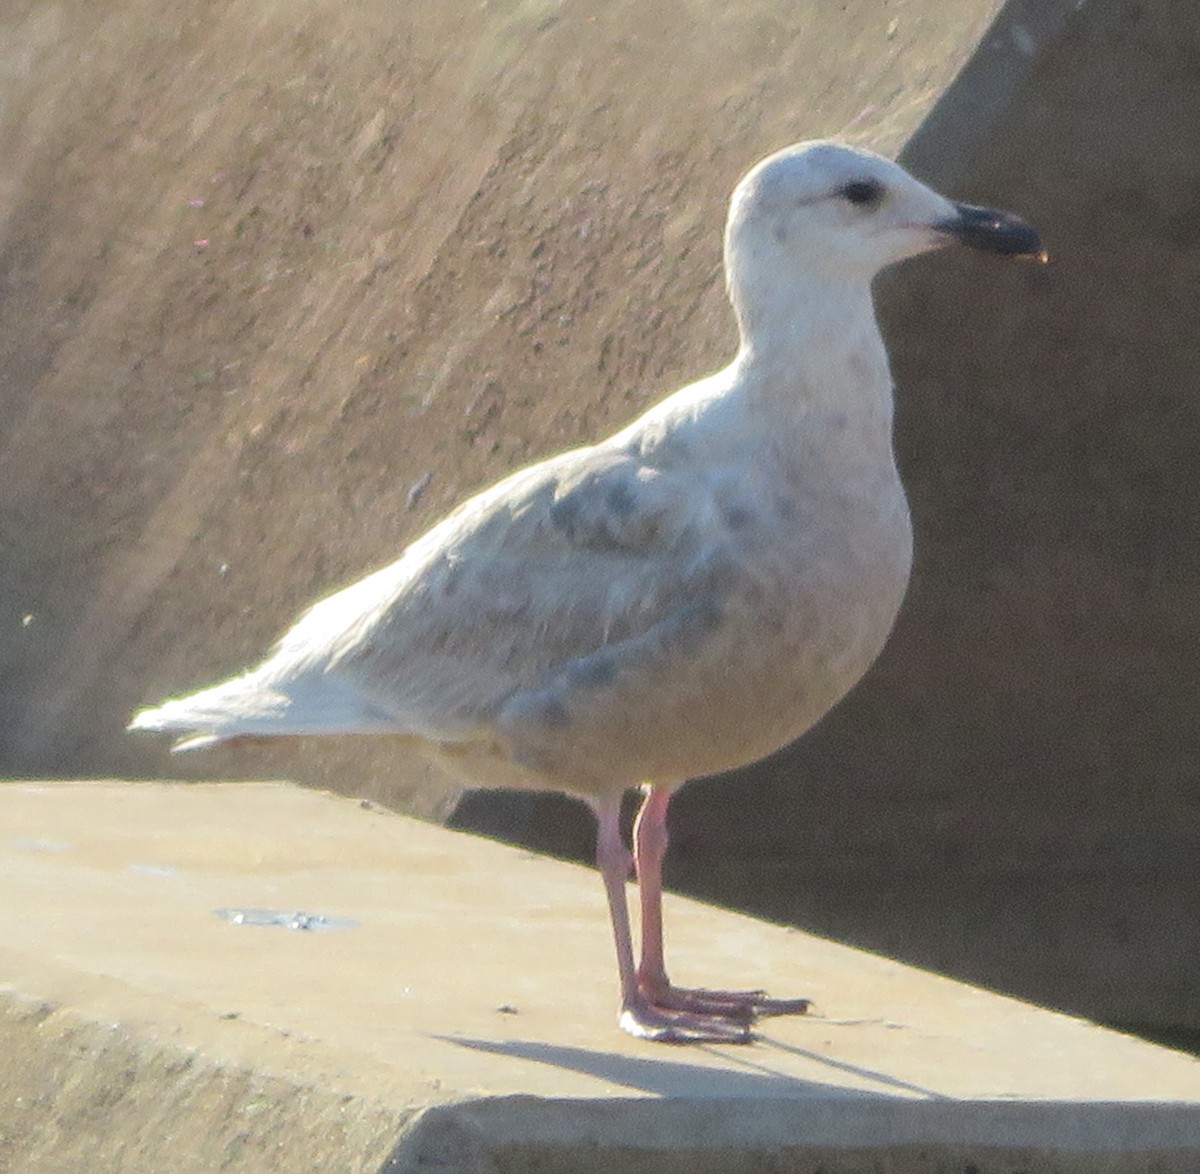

{"left": 591, "top": 797, "right": 750, "bottom": 1043}
{"left": 632, "top": 785, "right": 811, "bottom": 1021}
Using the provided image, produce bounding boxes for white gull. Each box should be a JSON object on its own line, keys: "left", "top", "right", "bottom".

{"left": 130, "top": 140, "right": 1043, "bottom": 1042}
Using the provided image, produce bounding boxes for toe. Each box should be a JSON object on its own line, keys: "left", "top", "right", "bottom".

{"left": 618, "top": 1005, "right": 753, "bottom": 1044}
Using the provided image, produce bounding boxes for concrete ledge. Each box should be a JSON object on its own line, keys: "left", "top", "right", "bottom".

{"left": 390, "top": 1099, "right": 1200, "bottom": 1173}
{"left": 0, "top": 985, "right": 407, "bottom": 1172}
{"left": 1, "top": 781, "right": 1197, "bottom": 1172}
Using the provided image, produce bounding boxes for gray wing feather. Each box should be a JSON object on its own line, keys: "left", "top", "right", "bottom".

{"left": 289, "top": 446, "right": 732, "bottom": 740}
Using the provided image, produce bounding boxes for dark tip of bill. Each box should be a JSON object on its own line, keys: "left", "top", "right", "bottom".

{"left": 945, "top": 202, "right": 1045, "bottom": 261}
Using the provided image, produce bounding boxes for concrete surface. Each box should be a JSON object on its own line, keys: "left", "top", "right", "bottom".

{"left": 1, "top": 0, "right": 1197, "bottom": 1046}
{"left": 0, "top": 780, "right": 1198, "bottom": 1172}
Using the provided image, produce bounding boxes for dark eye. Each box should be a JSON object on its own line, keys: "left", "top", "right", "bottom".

{"left": 840, "top": 179, "right": 884, "bottom": 207}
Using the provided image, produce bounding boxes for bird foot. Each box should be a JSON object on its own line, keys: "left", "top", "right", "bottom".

{"left": 619, "top": 1000, "right": 753, "bottom": 1044}
{"left": 641, "top": 979, "right": 811, "bottom": 1021}
{"left": 619, "top": 983, "right": 810, "bottom": 1043}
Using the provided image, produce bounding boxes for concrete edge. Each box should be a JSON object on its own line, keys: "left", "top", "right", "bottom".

{"left": 0, "top": 987, "right": 411, "bottom": 1174}
{"left": 385, "top": 1096, "right": 1200, "bottom": 1174}
{"left": 6, "top": 975, "right": 1199, "bottom": 1174}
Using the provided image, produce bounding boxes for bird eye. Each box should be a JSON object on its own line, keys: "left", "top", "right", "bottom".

{"left": 840, "top": 180, "right": 884, "bottom": 207}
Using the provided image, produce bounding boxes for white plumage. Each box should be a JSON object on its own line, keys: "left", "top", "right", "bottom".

{"left": 131, "top": 141, "right": 1042, "bottom": 1041}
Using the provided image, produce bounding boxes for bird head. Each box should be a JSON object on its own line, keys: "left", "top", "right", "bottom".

{"left": 725, "top": 140, "right": 1045, "bottom": 288}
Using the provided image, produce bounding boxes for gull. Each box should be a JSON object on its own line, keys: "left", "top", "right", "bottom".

{"left": 130, "top": 141, "right": 1043, "bottom": 1043}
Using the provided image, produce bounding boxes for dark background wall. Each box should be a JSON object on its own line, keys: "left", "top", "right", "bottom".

{"left": 3, "top": 0, "right": 1197, "bottom": 1043}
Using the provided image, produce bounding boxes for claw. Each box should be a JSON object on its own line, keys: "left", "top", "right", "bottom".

{"left": 619, "top": 983, "right": 809, "bottom": 1043}
{"left": 619, "top": 1003, "right": 753, "bottom": 1044}
{"left": 639, "top": 980, "right": 811, "bottom": 1022}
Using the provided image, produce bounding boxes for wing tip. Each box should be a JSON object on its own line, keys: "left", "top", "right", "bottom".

{"left": 169, "top": 733, "right": 224, "bottom": 753}
{"left": 126, "top": 709, "right": 161, "bottom": 733}
{"left": 127, "top": 708, "right": 224, "bottom": 752}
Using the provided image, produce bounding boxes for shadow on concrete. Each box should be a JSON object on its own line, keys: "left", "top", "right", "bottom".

{"left": 435, "top": 1033, "right": 946, "bottom": 1100}
{"left": 753, "top": 1032, "right": 951, "bottom": 1100}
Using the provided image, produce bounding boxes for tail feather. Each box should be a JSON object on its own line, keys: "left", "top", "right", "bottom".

{"left": 127, "top": 668, "right": 403, "bottom": 750}
{"left": 127, "top": 673, "right": 289, "bottom": 751}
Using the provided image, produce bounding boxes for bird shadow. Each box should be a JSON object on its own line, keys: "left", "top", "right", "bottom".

{"left": 433, "top": 1032, "right": 947, "bottom": 1100}
{"left": 755, "top": 1031, "right": 951, "bottom": 1100}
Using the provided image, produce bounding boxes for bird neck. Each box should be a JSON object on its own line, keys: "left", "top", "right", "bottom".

{"left": 728, "top": 266, "right": 893, "bottom": 428}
